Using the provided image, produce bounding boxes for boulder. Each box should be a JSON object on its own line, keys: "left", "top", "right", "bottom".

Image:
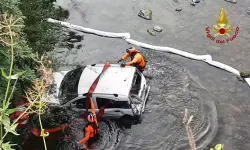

{"left": 147, "top": 29, "right": 156, "bottom": 36}
{"left": 138, "top": 9, "right": 152, "bottom": 20}
{"left": 153, "top": 26, "right": 163, "bottom": 32}
{"left": 240, "top": 70, "right": 250, "bottom": 78}
{"left": 224, "top": 0, "right": 237, "bottom": 4}
{"left": 175, "top": 8, "right": 182, "bottom": 12}
{"left": 192, "top": 0, "right": 200, "bottom": 3}
{"left": 190, "top": 1, "right": 196, "bottom": 6}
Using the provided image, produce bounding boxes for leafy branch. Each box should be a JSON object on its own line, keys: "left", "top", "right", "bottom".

{"left": 0, "top": 13, "right": 25, "bottom": 149}
{"left": 0, "top": 12, "right": 53, "bottom": 150}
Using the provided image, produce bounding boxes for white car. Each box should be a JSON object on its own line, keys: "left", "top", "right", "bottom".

{"left": 45, "top": 64, "right": 150, "bottom": 121}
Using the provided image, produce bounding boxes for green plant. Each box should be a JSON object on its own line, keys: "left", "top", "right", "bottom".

{"left": 0, "top": 13, "right": 26, "bottom": 146}
{"left": 19, "top": 0, "right": 67, "bottom": 55}
{"left": 0, "top": 12, "right": 52, "bottom": 150}
{"left": 210, "top": 144, "right": 223, "bottom": 150}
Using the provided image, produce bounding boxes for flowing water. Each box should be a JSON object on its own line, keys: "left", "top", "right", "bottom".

{"left": 22, "top": 0, "right": 250, "bottom": 149}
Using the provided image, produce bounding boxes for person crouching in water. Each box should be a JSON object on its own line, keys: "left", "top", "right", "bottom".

{"left": 118, "top": 46, "right": 147, "bottom": 72}
{"left": 75, "top": 98, "right": 109, "bottom": 149}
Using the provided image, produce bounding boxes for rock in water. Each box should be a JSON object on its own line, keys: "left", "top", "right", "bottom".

{"left": 138, "top": 9, "right": 152, "bottom": 20}
{"left": 240, "top": 70, "right": 250, "bottom": 78}
{"left": 175, "top": 8, "right": 182, "bottom": 11}
{"left": 190, "top": 1, "right": 196, "bottom": 6}
{"left": 147, "top": 29, "right": 156, "bottom": 36}
{"left": 153, "top": 26, "right": 163, "bottom": 32}
{"left": 224, "top": 0, "right": 237, "bottom": 4}
{"left": 173, "top": 0, "right": 179, "bottom": 2}
{"left": 192, "top": 0, "right": 200, "bottom": 3}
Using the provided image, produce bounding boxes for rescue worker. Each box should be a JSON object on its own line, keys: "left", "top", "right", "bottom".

{"left": 118, "top": 46, "right": 146, "bottom": 72}
{"left": 77, "top": 98, "right": 99, "bottom": 146}
{"left": 75, "top": 98, "right": 110, "bottom": 148}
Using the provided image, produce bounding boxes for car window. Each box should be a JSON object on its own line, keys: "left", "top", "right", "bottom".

{"left": 96, "top": 97, "right": 131, "bottom": 109}
{"left": 72, "top": 97, "right": 91, "bottom": 109}
{"left": 59, "top": 66, "right": 85, "bottom": 104}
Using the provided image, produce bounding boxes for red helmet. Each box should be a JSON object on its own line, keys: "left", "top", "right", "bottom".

{"left": 126, "top": 46, "right": 139, "bottom": 54}
{"left": 87, "top": 113, "right": 95, "bottom": 122}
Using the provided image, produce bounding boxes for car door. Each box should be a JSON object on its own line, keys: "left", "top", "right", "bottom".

{"left": 129, "top": 94, "right": 143, "bottom": 115}
{"left": 136, "top": 70, "right": 148, "bottom": 101}
{"left": 95, "top": 97, "right": 128, "bottom": 119}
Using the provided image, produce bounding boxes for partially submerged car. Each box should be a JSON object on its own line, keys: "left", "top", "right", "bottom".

{"left": 45, "top": 64, "right": 150, "bottom": 122}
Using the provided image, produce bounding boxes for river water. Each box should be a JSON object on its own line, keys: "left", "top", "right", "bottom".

{"left": 23, "top": 0, "right": 250, "bottom": 150}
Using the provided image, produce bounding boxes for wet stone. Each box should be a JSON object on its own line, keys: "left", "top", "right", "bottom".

{"left": 240, "top": 70, "right": 250, "bottom": 78}
{"left": 224, "top": 0, "right": 237, "bottom": 4}
{"left": 175, "top": 8, "right": 182, "bottom": 12}
{"left": 153, "top": 26, "right": 163, "bottom": 32}
{"left": 192, "top": 0, "right": 200, "bottom": 3}
{"left": 138, "top": 9, "right": 152, "bottom": 20}
{"left": 147, "top": 29, "right": 156, "bottom": 36}
{"left": 190, "top": 2, "right": 196, "bottom": 6}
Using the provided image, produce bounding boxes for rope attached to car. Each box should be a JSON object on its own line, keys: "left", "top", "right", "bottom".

{"left": 85, "top": 62, "right": 111, "bottom": 112}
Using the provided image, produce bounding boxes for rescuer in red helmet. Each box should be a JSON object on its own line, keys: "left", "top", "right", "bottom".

{"left": 77, "top": 99, "right": 99, "bottom": 146}
{"left": 118, "top": 46, "right": 147, "bottom": 72}
{"left": 75, "top": 98, "right": 110, "bottom": 148}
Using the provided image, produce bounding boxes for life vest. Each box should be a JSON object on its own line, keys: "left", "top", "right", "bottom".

{"left": 130, "top": 52, "right": 147, "bottom": 72}
{"left": 83, "top": 122, "right": 99, "bottom": 138}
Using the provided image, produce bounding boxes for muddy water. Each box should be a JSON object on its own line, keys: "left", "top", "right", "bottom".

{"left": 27, "top": 0, "right": 250, "bottom": 149}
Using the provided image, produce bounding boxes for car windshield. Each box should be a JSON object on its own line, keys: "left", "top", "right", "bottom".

{"left": 58, "top": 66, "right": 84, "bottom": 104}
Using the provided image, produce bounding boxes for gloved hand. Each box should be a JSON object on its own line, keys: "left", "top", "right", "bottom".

{"left": 120, "top": 63, "right": 125, "bottom": 67}
{"left": 117, "top": 59, "right": 123, "bottom": 63}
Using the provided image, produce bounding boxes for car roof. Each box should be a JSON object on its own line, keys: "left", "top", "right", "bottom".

{"left": 78, "top": 64, "right": 136, "bottom": 97}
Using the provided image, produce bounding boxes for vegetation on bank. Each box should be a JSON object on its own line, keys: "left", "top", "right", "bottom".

{"left": 0, "top": 0, "right": 68, "bottom": 149}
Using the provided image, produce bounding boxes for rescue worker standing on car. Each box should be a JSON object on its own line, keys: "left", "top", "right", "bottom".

{"left": 76, "top": 98, "right": 99, "bottom": 147}
{"left": 118, "top": 46, "right": 146, "bottom": 72}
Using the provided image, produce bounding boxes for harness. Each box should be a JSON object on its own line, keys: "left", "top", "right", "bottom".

{"left": 85, "top": 62, "right": 110, "bottom": 112}
{"left": 84, "top": 122, "right": 99, "bottom": 137}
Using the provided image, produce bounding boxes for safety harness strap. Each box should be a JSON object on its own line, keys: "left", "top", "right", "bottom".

{"left": 85, "top": 62, "right": 110, "bottom": 112}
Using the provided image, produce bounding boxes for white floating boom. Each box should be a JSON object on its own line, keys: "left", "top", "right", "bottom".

{"left": 47, "top": 18, "right": 250, "bottom": 87}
